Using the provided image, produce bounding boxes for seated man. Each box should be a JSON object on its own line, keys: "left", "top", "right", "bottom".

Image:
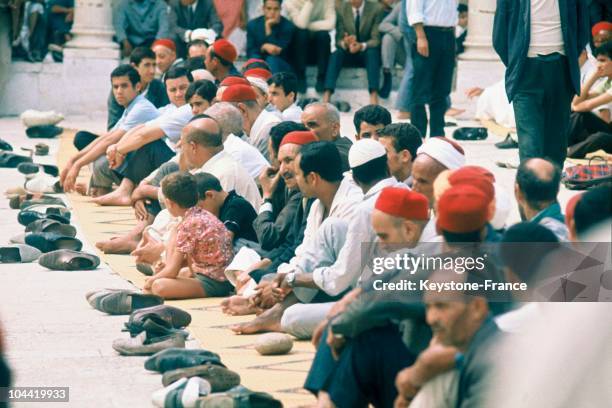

{"left": 188, "top": 39, "right": 208, "bottom": 58}
{"left": 195, "top": 172, "right": 258, "bottom": 243}
{"left": 106, "top": 46, "right": 170, "bottom": 132}
{"left": 60, "top": 65, "right": 160, "bottom": 196}
{"left": 97, "top": 67, "right": 197, "bottom": 206}
{"left": 301, "top": 102, "right": 353, "bottom": 171}
{"left": 376, "top": 123, "right": 423, "bottom": 185}
{"left": 246, "top": 0, "right": 295, "bottom": 73}
{"left": 12, "top": 0, "right": 46, "bottom": 62}
{"left": 168, "top": 0, "right": 223, "bottom": 58}
{"left": 515, "top": 158, "right": 569, "bottom": 241}
{"left": 323, "top": 0, "right": 384, "bottom": 105}
{"left": 204, "top": 102, "right": 270, "bottom": 179}
{"left": 114, "top": 0, "right": 169, "bottom": 57}
{"left": 152, "top": 39, "right": 183, "bottom": 81}
{"left": 204, "top": 39, "right": 241, "bottom": 83}
{"left": 221, "top": 84, "right": 282, "bottom": 159}
{"left": 47, "top": 0, "right": 74, "bottom": 56}
{"left": 143, "top": 172, "right": 234, "bottom": 299}
{"left": 378, "top": 0, "right": 404, "bottom": 98}
{"left": 284, "top": 0, "right": 335, "bottom": 93}
{"left": 353, "top": 104, "right": 392, "bottom": 139}
{"left": 568, "top": 40, "right": 612, "bottom": 158}
{"left": 267, "top": 72, "right": 302, "bottom": 122}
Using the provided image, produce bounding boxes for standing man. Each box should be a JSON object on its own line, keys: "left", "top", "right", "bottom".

{"left": 323, "top": 0, "right": 385, "bottom": 105}
{"left": 247, "top": 0, "right": 296, "bottom": 74}
{"left": 408, "top": 0, "right": 458, "bottom": 138}
{"left": 168, "top": 0, "right": 224, "bottom": 58}
{"left": 493, "top": 0, "right": 589, "bottom": 166}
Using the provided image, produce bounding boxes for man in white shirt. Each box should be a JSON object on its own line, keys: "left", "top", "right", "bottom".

{"left": 376, "top": 122, "right": 423, "bottom": 186}
{"left": 408, "top": 0, "right": 458, "bottom": 138}
{"left": 267, "top": 72, "right": 303, "bottom": 123}
{"left": 204, "top": 102, "right": 270, "bottom": 179}
{"left": 231, "top": 141, "right": 363, "bottom": 335}
{"left": 180, "top": 116, "right": 262, "bottom": 211}
{"left": 221, "top": 84, "right": 282, "bottom": 160}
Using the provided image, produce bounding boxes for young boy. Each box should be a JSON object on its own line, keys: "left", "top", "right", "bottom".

{"left": 143, "top": 172, "right": 234, "bottom": 299}
{"left": 267, "top": 72, "right": 303, "bottom": 122}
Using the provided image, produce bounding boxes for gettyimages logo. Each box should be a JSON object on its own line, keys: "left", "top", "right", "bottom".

{"left": 372, "top": 252, "right": 487, "bottom": 275}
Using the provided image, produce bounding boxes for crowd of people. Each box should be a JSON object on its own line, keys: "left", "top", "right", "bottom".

{"left": 2, "top": 0, "right": 612, "bottom": 406}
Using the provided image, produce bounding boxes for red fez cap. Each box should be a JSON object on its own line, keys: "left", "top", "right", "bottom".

{"left": 220, "top": 76, "right": 250, "bottom": 87}
{"left": 437, "top": 185, "right": 489, "bottom": 233}
{"left": 212, "top": 39, "right": 238, "bottom": 63}
{"left": 592, "top": 21, "right": 612, "bottom": 37}
{"left": 375, "top": 187, "right": 430, "bottom": 221}
{"left": 279, "top": 131, "right": 318, "bottom": 147}
{"left": 565, "top": 193, "right": 584, "bottom": 228}
{"left": 448, "top": 166, "right": 495, "bottom": 204}
{"left": 221, "top": 84, "right": 257, "bottom": 102}
{"left": 152, "top": 38, "right": 176, "bottom": 51}
{"left": 243, "top": 58, "right": 270, "bottom": 70}
{"left": 244, "top": 68, "right": 273, "bottom": 80}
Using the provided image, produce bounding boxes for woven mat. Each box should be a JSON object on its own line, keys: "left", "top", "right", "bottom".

{"left": 57, "top": 130, "right": 316, "bottom": 407}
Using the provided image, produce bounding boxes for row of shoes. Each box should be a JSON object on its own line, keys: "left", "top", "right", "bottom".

{"left": 86, "top": 289, "right": 281, "bottom": 407}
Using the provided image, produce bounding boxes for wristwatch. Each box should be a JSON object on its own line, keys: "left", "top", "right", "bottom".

{"left": 286, "top": 272, "right": 296, "bottom": 288}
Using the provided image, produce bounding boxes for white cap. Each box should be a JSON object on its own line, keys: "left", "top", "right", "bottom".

{"left": 349, "top": 139, "right": 386, "bottom": 168}
{"left": 191, "top": 69, "right": 215, "bottom": 82}
{"left": 190, "top": 28, "right": 217, "bottom": 45}
{"left": 246, "top": 76, "right": 268, "bottom": 94}
{"left": 416, "top": 137, "right": 465, "bottom": 170}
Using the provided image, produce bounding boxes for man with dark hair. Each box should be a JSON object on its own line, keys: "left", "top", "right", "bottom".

{"left": 267, "top": 72, "right": 302, "bottom": 122}
{"left": 195, "top": 172, "right": 258, "bottom": 243}
{"left": 301, "top": 102, "right": 353, "bottom": 171}
{"left": 185, "top": 79, "right": 217, "bottom": 115}
{"left": 168, "top": 0, "right": 223, "bottom": 58}
{"left": 515, "top": 157, "right": 568, "bottom": 241}
{"left": 60, "top": 64, "right": 160, "bottom": 196}
{"left": 323, "top": 0, "right": 385, "bottom": 105}
{"left": 204, "top": 39, "right": 240, "bottom": 83}
{"left": 567, "top": 185, "right": 612, "bottom": 241}
{"left": 107, "top": 46, "right": 170, "bottom": 131}
{"left": 188, "top": 38, "right": 209, "bottom": 58}
{"left": 353, "top": 104, "right": 392, "bottom": 139}
{"left": 114, "top": 0, "right": 170, "bottom": 57}
{"left": 162, "top": 66, "right": 194, "bottom": 110}
{"left": 377, "top": 123, "right": 423, "bottom": 184}
{"left": 230, "top": 141, "right": 363, "bottom": 334}
{"left": 493, "top": 0, "right": 589, "bottom": 166}
{"left": 247, "top": 0, "right": 296, "bottom": 73}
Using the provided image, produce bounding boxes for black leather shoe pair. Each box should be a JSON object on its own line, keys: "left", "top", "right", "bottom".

{"left": 38, "top": 250, "right": 100, "bottom": 271}
{"left": 452, "top": 127, "right": 488, "bottom": 141}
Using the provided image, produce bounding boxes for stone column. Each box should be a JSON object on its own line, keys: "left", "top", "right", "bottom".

{"left": 62, "top": 0, "right": 120, "bottom": 115}
{"left": 459, "top": 0, "right": 499, "bottom": 61}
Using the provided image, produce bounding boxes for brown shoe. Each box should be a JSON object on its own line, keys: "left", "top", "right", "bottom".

{"left": 112, "top": 332, "right": 187, "bottom": 356}
{"left": 162, "top": 364, "right": 241, "bottom": 392}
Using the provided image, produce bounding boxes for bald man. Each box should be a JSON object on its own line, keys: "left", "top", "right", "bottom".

{"left": 515, "top": 157, "right": 568, "bottom": 241}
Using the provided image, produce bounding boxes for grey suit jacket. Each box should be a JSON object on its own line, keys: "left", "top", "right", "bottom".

{"left": 335, "top": 0, "right": 384, "bottom": 49}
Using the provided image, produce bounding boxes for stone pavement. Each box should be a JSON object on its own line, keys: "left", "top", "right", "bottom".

{"left": 0, "top": 109, "right": 579, "bottom": 407}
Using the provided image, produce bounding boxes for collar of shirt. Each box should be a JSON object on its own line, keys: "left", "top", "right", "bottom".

{"left": 363, "top": 177, "right": 401, "bottom": 200}
{"left": 531, "top": 202, "right": 564, "bottom": 225}
{"left": 353, "top": 2, "right": 365, "bottom": 18}
{"left": 329, "top": 176, "right": 363, "bottom": 216}
{"left": 201, "top": 149, "right": 230, "bottom": 172}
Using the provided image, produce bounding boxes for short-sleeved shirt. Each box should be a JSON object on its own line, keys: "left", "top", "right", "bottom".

{"left": 176, "top": 207, "right": 233, "bottom": 281}
{"left": 219, "top": 191, "right": 258, "bottom": 242}
{"left": 146, "top": 103, "right": 193, "bottom": 148}
{"left": 112, "top": 94, "right": 160, "bottom": 132}
{"left": 592, "top": 77, "right": 612, "bottom": 97}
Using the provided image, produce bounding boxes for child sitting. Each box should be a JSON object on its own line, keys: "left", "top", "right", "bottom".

{"left": 143, "top": 172, "right": 234, "bottom": 299}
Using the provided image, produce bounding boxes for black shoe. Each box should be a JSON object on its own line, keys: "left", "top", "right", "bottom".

{"left": 452, "top": 127, "right": 488, "bottom": 141}
{"left": 0, "top": 139, "right": 13, "bottom": 151}
{"left": 379, "top": 71, "right": 392, "bottom": 99}
{"left": 25, "top": 125, "right": 63, "bottom": 139}
{"left": 495, "top": 134, "right": 519, "bottom": 149}
{"left": 315, "top": 77, "right": 325, "bottom": 93}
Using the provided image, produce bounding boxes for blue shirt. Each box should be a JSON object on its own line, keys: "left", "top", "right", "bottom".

{"left": 114, "top": 0, "right": 170, "bottom": 45}
{"left": 112, "top": 94, "right": 160, "bottom": 132}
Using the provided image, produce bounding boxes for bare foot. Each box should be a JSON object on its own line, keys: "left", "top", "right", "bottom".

{"left": 96, "top": 235, "right": 139, "bottom": 254}
{"left": 221, "top": 296, "right": 259, "bottom": 316}
{"left": 89, "top": 187, "right": 111, "bottom": 197}
{"left": 230, "top": 303, "right": 284, "bottom": 334}
{"left": 397, "top": 111, "right": 411, "bottom": 120}
{"left": 75, "top": 183, "right": 87, "bottom": 196}
{"left": 92, "top": 190, "right": 132, "bottom": 206}
{"left": 446, "top": 107, "right": 466, "bottom": 117}
{"left": 131, "top": 241, "right": 164, "bottom": 265}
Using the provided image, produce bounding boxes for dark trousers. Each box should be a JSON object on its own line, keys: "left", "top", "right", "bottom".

{"left": 264, "top": 54, "right": 294, "bottom": 74}
{"left": 567, "top": 111, "right": 612, "bottom": 158}
{"left": 73, "top": 130, "right": 98, "bottom": 151}
{"left": 512, "top": 54, "right": 574, "bottom": 166}
{"left": 292, "top": 29, "right": 330, "bottom": 86}
{"left": 324, "top": 47, "right": 381, "bottom": 93}
{"left": 410, "top": 27, "right": 455, "bottom": 137}
{"left": 117, "top": 139, "right": 175, "bottom": 185}
{"left": 305, "top": 325, "right": 415, "bottom": 408}
{"left": 568, "top": 131, "right": 612, "bottom": 158}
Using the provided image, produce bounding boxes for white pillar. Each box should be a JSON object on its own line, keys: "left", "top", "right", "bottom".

{"left": 459, "top": 0, "right": 499, "bottom": 61}
{"left": 61, "top": 0, "right": 120, "bottom": 116}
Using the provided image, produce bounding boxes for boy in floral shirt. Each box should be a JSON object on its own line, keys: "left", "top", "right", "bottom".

{"left": 143, "top": 172, "right": 234, "bottom": 299}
